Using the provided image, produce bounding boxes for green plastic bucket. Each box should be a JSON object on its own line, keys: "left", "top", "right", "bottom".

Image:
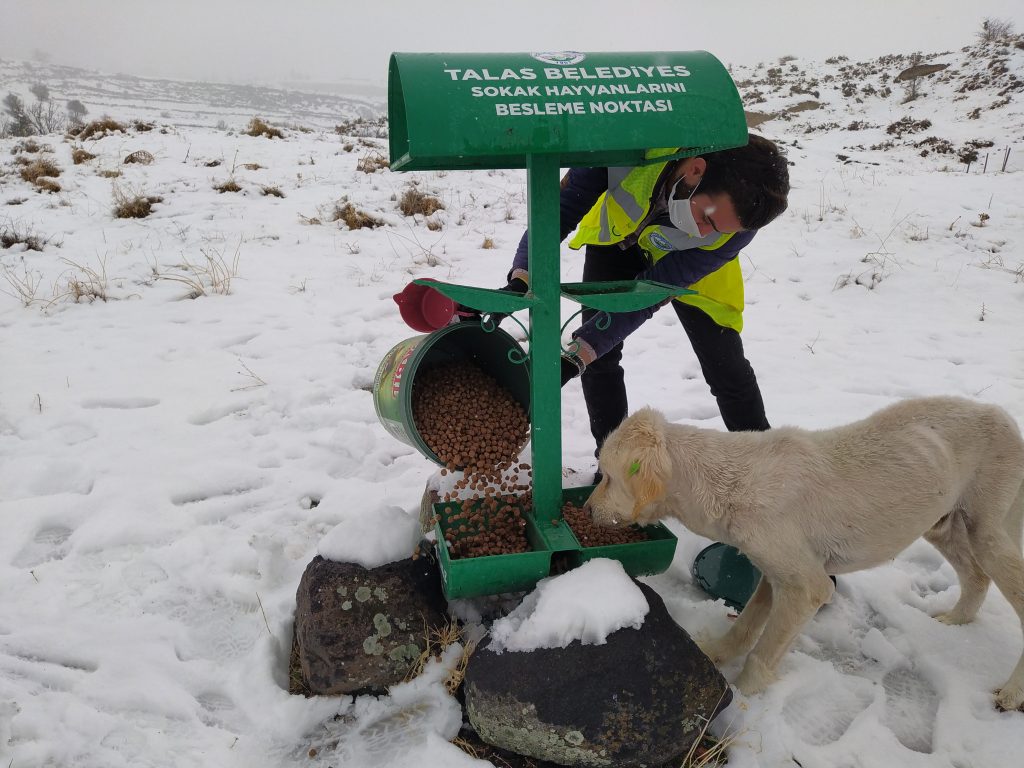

{"left": 373, "top": 321, "right": 531, "bottom": 468}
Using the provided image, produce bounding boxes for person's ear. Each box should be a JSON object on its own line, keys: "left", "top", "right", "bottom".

{"left": 682, "top": 157, "right": 706, "bottom": 187}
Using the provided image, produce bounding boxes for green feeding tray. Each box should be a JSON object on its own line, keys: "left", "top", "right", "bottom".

{"left": 560, "top": 280, "right": 696, "bottom": 312}
{"left": 692, "top": 542, "right": 762, "bottom": 610}
{"left": 433, "top": 485, "right": 678, "bottom": 600}
{"left": 411, "top": 279, "right": 534, "bottom": 315}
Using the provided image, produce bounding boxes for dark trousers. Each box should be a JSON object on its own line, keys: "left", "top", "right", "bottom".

{"left": 580, "top": 244, "right": 770, "bottom": 453}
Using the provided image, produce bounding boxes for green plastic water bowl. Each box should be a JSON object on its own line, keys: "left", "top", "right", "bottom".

{"left": 692, "top": 542, "right": 761, "bottom": 610}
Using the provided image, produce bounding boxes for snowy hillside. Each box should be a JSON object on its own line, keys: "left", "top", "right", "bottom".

{"left": 1, "top": 36, "right": 1024, "bottom": 768}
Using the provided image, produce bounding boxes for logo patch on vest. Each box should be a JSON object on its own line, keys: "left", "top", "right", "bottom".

{"left": 647, "top": 230, "right": 674, "bottom": 252}
{"left": 531, "top": 51, "right": 586, "bottom": 66}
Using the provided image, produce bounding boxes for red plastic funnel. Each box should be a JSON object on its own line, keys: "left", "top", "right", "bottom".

{"left": 393, "top": 279, "right": 456, "bottom": 332}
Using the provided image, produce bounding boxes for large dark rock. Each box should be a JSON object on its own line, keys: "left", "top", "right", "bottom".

{"left": 294, "top": 550, "right": 447, "bottom": 695}
{"left": 464, "top": 582, "right": 731, "bottom": 767}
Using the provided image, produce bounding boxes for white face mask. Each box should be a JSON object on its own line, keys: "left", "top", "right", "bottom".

{"left": 667, "top": 179, "right": 714, "bottom": 238}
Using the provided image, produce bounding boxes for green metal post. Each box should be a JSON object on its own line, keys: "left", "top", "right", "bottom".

{"left": 526, "top": 153, "right": 563, "bottom": 523}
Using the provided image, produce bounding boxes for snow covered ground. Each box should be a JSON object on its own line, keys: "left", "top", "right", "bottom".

{"left": 2, "top": 38, "right": 1024, "bottom": 767}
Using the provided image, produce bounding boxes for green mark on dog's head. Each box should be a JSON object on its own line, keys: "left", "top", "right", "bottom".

{"left": 628, "top": 460, "right": 641, "bottom": 477}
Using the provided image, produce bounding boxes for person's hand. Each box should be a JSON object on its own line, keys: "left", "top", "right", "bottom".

{"left": 560, "top": 353, "right": 586, "bottom": 386}
{"left": 481, "top": 277, "right": 529, "bottom": 327}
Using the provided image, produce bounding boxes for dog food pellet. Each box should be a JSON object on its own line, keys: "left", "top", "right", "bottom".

{"left": 412, "top": 362, "right": 529, "bottom": 478}
{"left": 561, "top": 500, "right": 650, "bottom": 547}
{"left": 439, "top": 490, "right": 533, "bottom": 559}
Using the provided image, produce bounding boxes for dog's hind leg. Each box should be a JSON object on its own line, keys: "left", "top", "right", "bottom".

{"left": 963, "top": 480, "right": 1024, "bottom": 711}
{"left": 700, "top": 577, "right": 773, "bottom": 664}
{"left": 925, "top": 509, "right": 991, "bottom": 625}
{"left": 734, "top": 572, "right": 835, "bottom": 695}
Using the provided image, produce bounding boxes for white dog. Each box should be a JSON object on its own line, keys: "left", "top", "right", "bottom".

{"left": 587, "top": 396, "right": 1024, "bottom": 710}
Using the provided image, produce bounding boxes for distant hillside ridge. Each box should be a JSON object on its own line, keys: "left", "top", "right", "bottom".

{"left": 729, "top": 35, "right": 1023, "bottom": 167}
{"left": 0, "top": 58, "right": 385, "bottom": 131}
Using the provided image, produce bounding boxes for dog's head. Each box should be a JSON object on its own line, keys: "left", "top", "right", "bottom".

{"left": 586, "top": 407, "right": 672, "bottom": 528}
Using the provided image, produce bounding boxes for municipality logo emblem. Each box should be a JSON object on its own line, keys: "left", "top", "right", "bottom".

{"left": 648, "top": 231, "right": 674, "bottom": 251}
{"left": 531, "top": 51, "right": 586, "bottom": 66}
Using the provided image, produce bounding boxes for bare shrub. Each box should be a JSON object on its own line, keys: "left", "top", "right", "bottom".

{"left": 244, "top": 117, "right": 283, "bottom": 139}
{"left": 79, "top": 117, "right": 126, "bottom": 140}
{"left": 261, "top": 185, "right": 285, "bottom": 198}
{"left": 334, "top": 115, "right": 388, "bottom": 138}
{"left": 399, "top": 186, "right": 444, "bottom": 216}
{"left": 978, "top": 17, "right": 1015, "bottom": 42}
{"left": 26, "top": 101, "right": 66, "bottom": 134}
{"left": 71, "top": 147, "right": 96, "bottom": 164}
{"left": 331, "top": 201, "right": 382, "bottom": 230}
{"left": 886, "top": 117, "right": 932, "bottom": 138}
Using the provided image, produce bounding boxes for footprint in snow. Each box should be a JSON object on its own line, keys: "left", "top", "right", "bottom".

{"left": 882, "top": 666, "right": 939, "bottom": 754}
{"left": 12, "top": 525, "right": 74, "bottom": 568}
{"left": 782, "top": 677, "right": 875, "bottom": 746}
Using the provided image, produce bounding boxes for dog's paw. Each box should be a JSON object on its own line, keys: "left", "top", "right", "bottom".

{"left": 697, "top": 637, "right": 736, "bottom": 665}
{"left": 933, "top": 609, "right": 973, "bottom": 626}
{"left": 735, "top": 656, "right": 776, "bottom": 695}
{"left": 995, "top": 684, "right": 1024, "bottom": 712}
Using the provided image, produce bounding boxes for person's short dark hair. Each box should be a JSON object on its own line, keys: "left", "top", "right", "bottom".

{"left": 698, "top": 133, "right": 790, "bottom": 230}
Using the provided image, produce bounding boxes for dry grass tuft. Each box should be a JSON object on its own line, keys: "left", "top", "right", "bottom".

{"left": 11, "top": 139, "right": 43, "bottom": 154}
{"left": 405, "top": 620, "right": 477, "bottom": 696}
{"left": 331, "top": 201, "right": 382, "bottom": 230}
{"left": 56, "top": 256, "right": 112, "bottom": 304}
{"left": 123, "top": 150, "right": 155, "bottom": 165}
{"left": 131, "top": 120, "right": 155, "bottom": 132}
{"left": 151, "top": 243, "right": 240, "bottom": 299}
{"left": 79, "top": 117, "right": 127, "bottom": 140}
{"left": 356, "top": 152, "right": 389, "bottom": 173}
{"left": 1, "top": 222, "right": 52, "bottom": 251}
{"left": 261, "top": 185, "right": 285, "bottom": 198}
{"left": 482, "top": 237, "right": 496, "bottom": 249}
{"left": 241, "top": 162, "right": 263, "bottom": 171}
{"left": 19, "top": 158, "right": 61, "bottom": 184}
{"left": 98, "top": 168, "right": 122, "bottom": 179}
{"left": 112, "top": 184, "right": 163, "bottom": 219}
{"left": 71, "top": 147, "right": 97, "bottom": 164}
{"left": 34, "top": 178, "right": 61, "bottom": 193}
{"left": 244, "top": 117, "right": 284, "bottom": 139}
{"left": 214, "top": 178, "right": 242, "bottom": 194}
{"left": 399, "top": 186, "right": 444, "bottom": 217}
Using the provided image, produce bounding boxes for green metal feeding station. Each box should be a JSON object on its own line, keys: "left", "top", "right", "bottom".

{"left": 386, "top": 50, "right": 748, "bottom": 599}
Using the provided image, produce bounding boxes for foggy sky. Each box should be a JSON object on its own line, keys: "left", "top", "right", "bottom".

{"left": 2, "top": 0, "right": 1023, "bottom": 86}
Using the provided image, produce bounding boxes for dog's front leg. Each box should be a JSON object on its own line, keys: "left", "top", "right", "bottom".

{"left": 735, "top": 574, "right": 834, "bottom": 695}
{"left": 700, "top": 577, "right": 772, "bottom": 664}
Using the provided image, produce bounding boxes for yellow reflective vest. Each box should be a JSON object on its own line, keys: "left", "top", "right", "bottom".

{"left": 567, "top": 148, "right": 746, "bottom": 332}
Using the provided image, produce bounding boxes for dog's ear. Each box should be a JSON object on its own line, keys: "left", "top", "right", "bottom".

{"left": 622, "top": 408, "right": 670, "bottom": 519}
